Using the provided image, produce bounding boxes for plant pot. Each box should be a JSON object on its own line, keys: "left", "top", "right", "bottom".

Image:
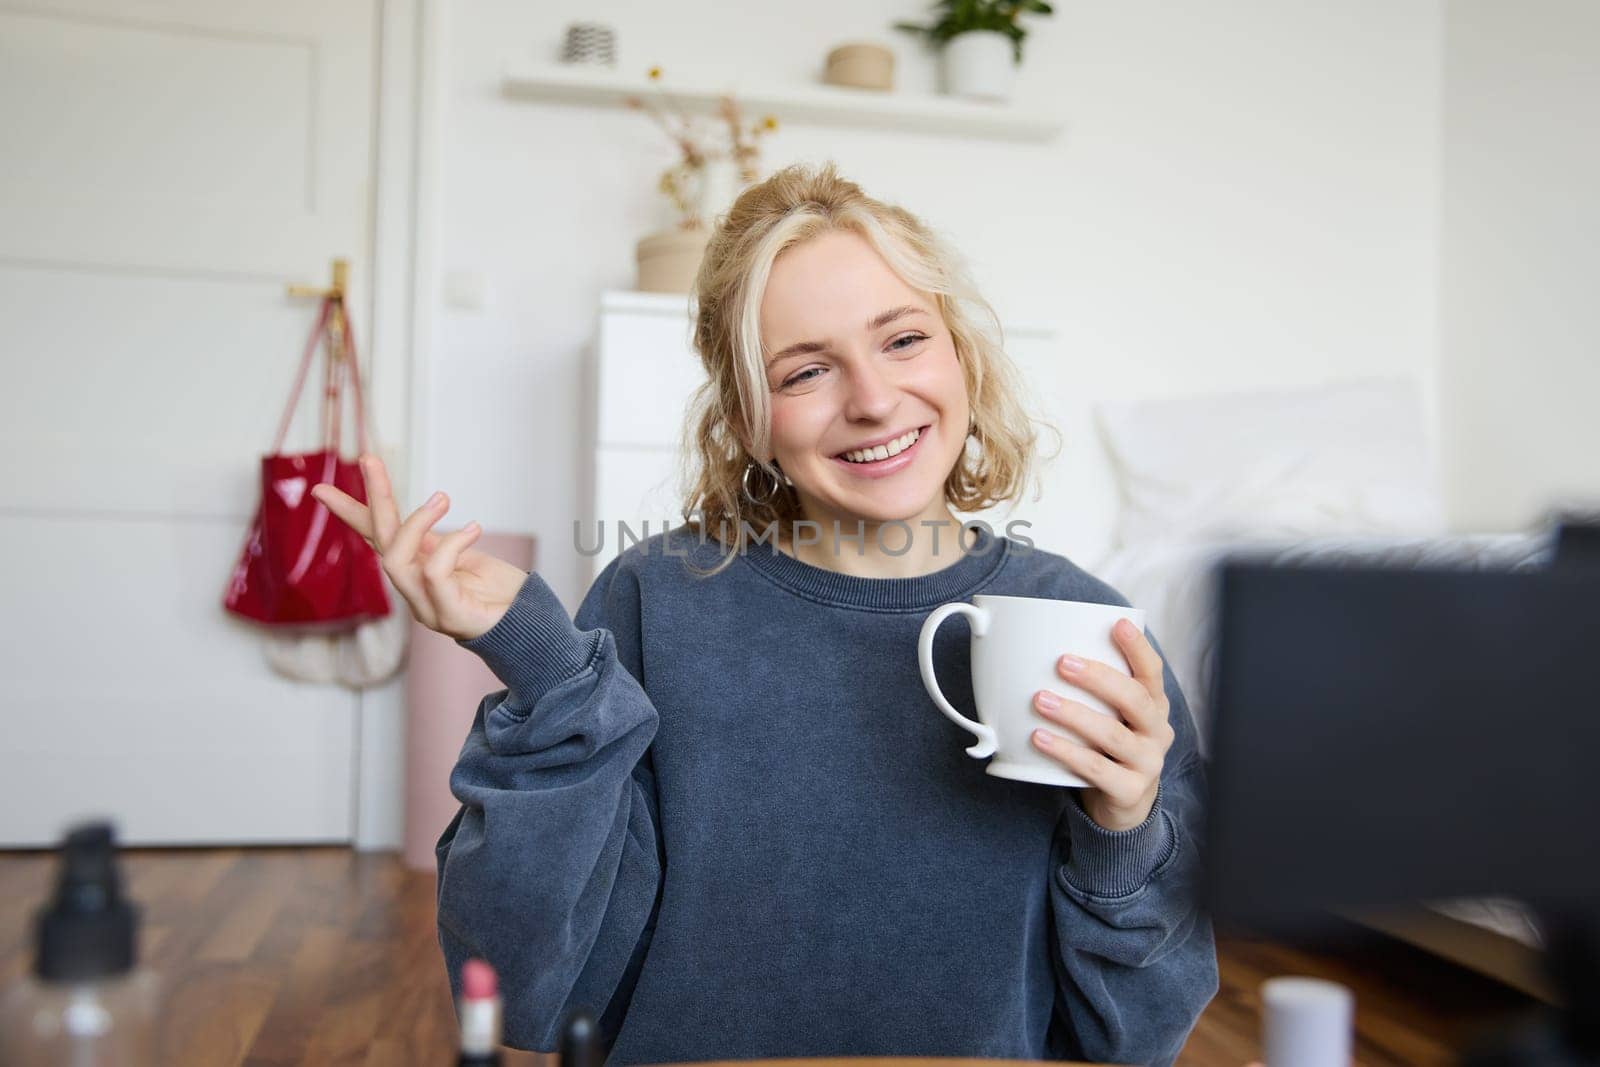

{"left": 635, "top": 227, "right": 710, "bottom": 294}
{"left": 942, "top": 30, "right": 1016, "bottom": 101}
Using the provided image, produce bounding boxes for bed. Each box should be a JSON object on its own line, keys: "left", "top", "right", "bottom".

{"left": 1075, "top": 376, "right": 1561, "bottom": 1002}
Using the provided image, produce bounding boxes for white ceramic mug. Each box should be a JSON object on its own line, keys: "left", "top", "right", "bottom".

{"left": 917, "top": 595, "right": 1146, "bottom": 789}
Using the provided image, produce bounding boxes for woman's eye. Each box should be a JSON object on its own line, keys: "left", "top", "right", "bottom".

{"left": 782, "top": 367, "right": 823, "bottom": 388}
{"left": 778, "top": 337, "right": 926, "bottom": 389}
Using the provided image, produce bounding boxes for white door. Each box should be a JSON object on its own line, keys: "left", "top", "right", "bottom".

{"left": 0, "top": 0, "right": 382, "bottom": 845}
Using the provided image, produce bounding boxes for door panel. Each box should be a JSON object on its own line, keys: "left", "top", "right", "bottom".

{"left": 0, "top": 0, "right": 378, "bottom": 846}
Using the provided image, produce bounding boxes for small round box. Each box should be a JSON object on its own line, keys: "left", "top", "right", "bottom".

{"left": 823, "top": 43, "right": 894, "bottom": 91}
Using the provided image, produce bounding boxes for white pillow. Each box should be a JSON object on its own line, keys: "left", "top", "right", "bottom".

{"left": 1093, "top": 377, "right": 1447, "bottom": 549}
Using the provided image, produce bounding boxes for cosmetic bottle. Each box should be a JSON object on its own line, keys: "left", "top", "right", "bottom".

{"left": 457, "top": 957, "right": 504, "bottom": 1066}
{"left": 1260, "top": 975, "right": 1354, "bottom": 1067}
{"left": 561, "top": 1007, "right": 601, "bottom": 1067}
{"left": 0, "top": 821, "right": 160, "bottom": 1066}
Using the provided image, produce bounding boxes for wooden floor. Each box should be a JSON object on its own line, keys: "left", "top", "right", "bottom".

{"left": 0, "top": 848, "right": 1539, "bottom": 1066}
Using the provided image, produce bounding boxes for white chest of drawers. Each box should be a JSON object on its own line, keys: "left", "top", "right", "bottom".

{"left": 583, "top": 291, "right": 706, "bottom": 583}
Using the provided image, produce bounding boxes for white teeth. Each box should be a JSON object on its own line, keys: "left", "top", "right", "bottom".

{"left": 841, "top": 427, "right": 921, "bottom": 464}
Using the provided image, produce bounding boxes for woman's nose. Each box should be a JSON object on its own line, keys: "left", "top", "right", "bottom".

{"left": 842, "top": 360, "right": 900, "bottom": 422}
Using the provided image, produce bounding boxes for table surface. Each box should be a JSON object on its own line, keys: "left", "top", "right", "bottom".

{"left": 645, "top": 1060, "right": 1111, "bottom": 1066}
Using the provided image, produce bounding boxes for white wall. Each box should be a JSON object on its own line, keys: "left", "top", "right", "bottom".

{"left": 424, "top": 0, "right": 1444, "bottom": 611}
{"left": 1439, "top": 0, "right": 1600, "bottom": 532}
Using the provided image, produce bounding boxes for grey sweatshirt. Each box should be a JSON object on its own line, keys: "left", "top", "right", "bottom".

{"left": 436, "top": 522, "right": 1218, "bottom": 1066}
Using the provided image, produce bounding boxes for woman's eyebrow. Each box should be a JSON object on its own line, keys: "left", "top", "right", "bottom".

{"left": 766, "top": 305, "right": 929, "bottom": 367}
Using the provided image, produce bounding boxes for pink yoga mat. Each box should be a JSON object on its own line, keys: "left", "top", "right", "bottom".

{"left": 402, "top": 532, "right": 536, "bottom": 872}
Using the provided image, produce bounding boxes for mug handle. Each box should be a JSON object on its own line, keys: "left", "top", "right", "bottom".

{"left": 917, "top": 602, "right": 998, "bottom": 760}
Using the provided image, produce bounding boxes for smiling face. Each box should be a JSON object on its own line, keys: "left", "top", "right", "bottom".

{"left": 757, "top": 228, "right": 970, "bottom": 534}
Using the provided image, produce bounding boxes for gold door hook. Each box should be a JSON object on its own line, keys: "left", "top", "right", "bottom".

{"left": 288, "top": 258, "right": 349, "bottom": 301}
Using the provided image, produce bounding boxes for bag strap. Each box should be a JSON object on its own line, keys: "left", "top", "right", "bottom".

{"left": 320, "top": 313, "right": 337, "bottom": 453}
{"left": 329, "top": 299, "right": 372, "bottom": 456}
{"left": 271, "top": 295, "right": 373, "bottom": 457}
{"left": 272, "top": 297, "right": 333, "bottom": 455}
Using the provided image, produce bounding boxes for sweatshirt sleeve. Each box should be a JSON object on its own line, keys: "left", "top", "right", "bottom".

{"left": 434, "top": 556, "right": 665, "bottom": 1054}
{"left": 1046, "top": 626, "right": 1220, "bottom": 1067}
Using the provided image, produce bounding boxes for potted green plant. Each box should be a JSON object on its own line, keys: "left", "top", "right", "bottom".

{"left": 895, "top": 0, "right": 1054, "bottom": 102}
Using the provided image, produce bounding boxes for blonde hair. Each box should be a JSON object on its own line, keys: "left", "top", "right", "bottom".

{"left": 676, "top": 161, "right": 1059, "bottom": 576}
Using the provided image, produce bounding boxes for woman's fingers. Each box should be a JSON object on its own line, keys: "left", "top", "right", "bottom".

{"left": 373, "top": 492, "right": 448, "bottom": 626}
{"left": 1113, "top": 618, "right": 1171, "bottom": 708}
{"left": 1034, "top": 692, "right": 1147, "bottom": 768}
{"left": 424, "top": 521, "right": 482, "bottom": 586}
{"left": 388, "top": 491, "right": 449, "bottom": 570}
{"left": 359, "top": 453, "right": 404, "bottom": 548}
{"left": 1056, "top": 651, "right": 1170, "bottom": 737}
{"left": 1035, "top": 731, "right": 1145, "bottom": 804}
{"left": 316, "top": 458, "right": 490, "bottom": 637}
{"left": 310, "top": 484, "right": 375, "bottom": 544}
{"left": 314, "top": 481, "right": 446, "bottom": 557}
{"left": 421, "top": 521, "right": 483, "bottom": 631}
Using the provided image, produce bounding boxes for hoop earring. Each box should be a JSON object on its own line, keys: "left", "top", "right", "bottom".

{"left": 742, "top": 461, "right": 781, "bottom": 504}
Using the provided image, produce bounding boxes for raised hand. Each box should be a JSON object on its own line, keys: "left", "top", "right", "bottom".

{"left": 309, "top": 453, "right": 528, "bottom": 641}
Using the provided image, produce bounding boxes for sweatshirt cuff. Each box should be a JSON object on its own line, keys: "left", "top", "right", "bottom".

{"left": 1059, "top": 782, "right": 1178, "bottom": 899}
{"left": 456, "top": 570, "right": 600, "bottom": 708}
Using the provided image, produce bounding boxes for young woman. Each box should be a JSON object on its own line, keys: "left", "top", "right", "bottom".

{"left": 313, "top": 163, "right": 1218, "bottom": 1066}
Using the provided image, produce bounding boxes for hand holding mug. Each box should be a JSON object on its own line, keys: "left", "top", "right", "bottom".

{"left": 309, "top": 453, "right": 527, "bottom": 641}
{"left": 1029, "top": 617, "right": 1176, "bottom": 831}
{"left": 918, "top": 595, "right": 1173, "bottom": 831}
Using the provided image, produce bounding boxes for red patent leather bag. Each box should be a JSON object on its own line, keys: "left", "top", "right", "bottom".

{"left": 222, "top": 297, "right": 391, "bottom": 630}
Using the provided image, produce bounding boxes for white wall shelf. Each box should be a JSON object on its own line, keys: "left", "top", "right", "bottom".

{"left": 502, "top": 64, "right": 1063, "bottom": 142}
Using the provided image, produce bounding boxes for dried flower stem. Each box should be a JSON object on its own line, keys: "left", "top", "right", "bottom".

{"left": 630, "top": 67, "right": 780, "bottom": 228}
